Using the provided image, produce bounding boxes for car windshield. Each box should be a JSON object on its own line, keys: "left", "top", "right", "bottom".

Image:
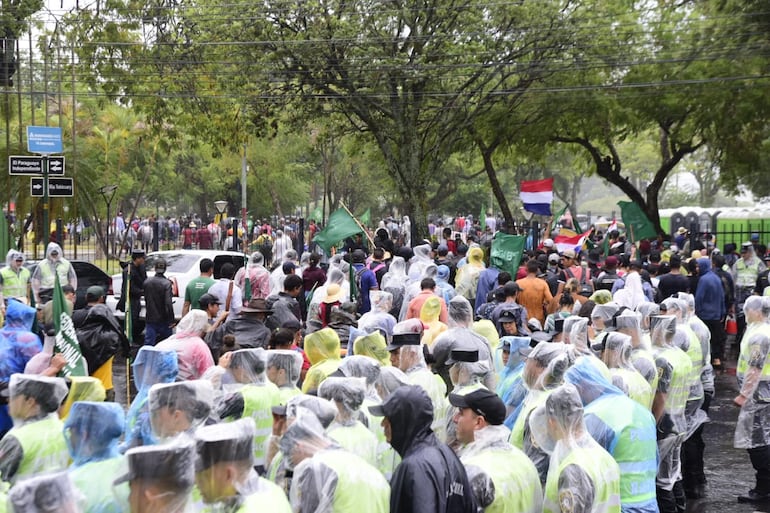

{"left": 145, "top": 253, "right": 199, "bottom": 273}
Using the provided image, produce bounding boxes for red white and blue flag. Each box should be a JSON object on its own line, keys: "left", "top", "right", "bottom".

{"left": 520, "top": 178, "right": 553, "bottom": 216}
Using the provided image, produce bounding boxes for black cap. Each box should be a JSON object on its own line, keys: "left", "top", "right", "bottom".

{"left": 498, "top": 310, "right": 518, "bottom": 323}
{"left": 131, "top": 249, "right": 145, "bottom": 259}
{"left": 446, "top": 349, "right": 479, "bottom": 365}
{"left": 198, "top": 293, "right": 221, "bottom": 307}
{"left": 448, "top": 388, "right": 507, "bottom": 425}
{"left": 386, "top": 332, "right": 422, "bottom": 352}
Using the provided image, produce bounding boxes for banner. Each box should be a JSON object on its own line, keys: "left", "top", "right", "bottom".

{"left": 520, "top": 178, "right": 554, "bottom": 216}
{"left": 618, "top": 201, "right": 657, "bottom": 243}
{"left": 53, "top": 274, "right": 88, "bottom": 377}
{"left": 490, "top": 232, "right": 526, "bottom": 277}
{"left": 313, "top": 208, "right": 363, "bottom": 253}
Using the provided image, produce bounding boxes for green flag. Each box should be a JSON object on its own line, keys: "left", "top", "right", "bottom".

{"left": 313, "top": 208, "right": 362, "bottom": 253}
{"left": 310, "top": 206, "right": 323, "bottom": 223}
{"left": 572, "top": 209, "right": 583, "bottom": 234}
{"left": 490, "top": 232, "right": 527, "bottom": 277}
{"left": 124, "top": 263, "right": 133, "bottom": 344}
{"left": 618, "top": 201, "right": 657, "bottom": 243}
{"left": 53, "top": 274, "right": 89, "bottom": 377}
{"left": 359, "top": 208, "right": 371, "bottom": 228}
{"left": 551, "top": 205, "right": 568, "bottom": 231}
{"left": 480, "top": 204, "right": 486, "bottom": 230}
{"left": 0, "top": 210, "right": 10, "bottom": 256}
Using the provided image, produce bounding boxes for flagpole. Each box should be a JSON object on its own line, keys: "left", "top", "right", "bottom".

{"left": 339, "top": 201, "right": 376, "bottom": 248}
{"left": 125, "top": 262, "right": 132, "bottom": 407}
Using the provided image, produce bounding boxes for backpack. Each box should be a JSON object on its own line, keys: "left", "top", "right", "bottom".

{"left": 594, "top": 271, "right": 621, "bottom": 292}
{"left": 565, "top": 267, "right": 592, "bottom": 297}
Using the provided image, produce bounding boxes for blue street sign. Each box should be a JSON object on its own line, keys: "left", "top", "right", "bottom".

{"left": 26, "top": 126, "right": 63, "bottom": 154}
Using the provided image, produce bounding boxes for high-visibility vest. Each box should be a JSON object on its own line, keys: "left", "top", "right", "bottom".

{"left": 407, "top": 368, "right": 449, "bottom": 442}
{"left": 38, "top": 258, "right": 73, "bottom": 289}
{"left": 610, "top": 367, "right": 654, "bottom": 410}
{"left": 738, "top": 323, "right": 770, "bottom": 378}
{"left": 234, "top": 479, "right": 292, "bottom": 513}
{"left": 327, "top": 421, "right": 379, "bottom": 469}
{"left": 543, "top": 445, "right": 621, "bottom": 513}
{"left": 463, "top": 446, "right": 543, "bottom": 513}
{"left": 510, "top": 390, "right": 551, "bottom": 449}
{"left": 9, "top": 415, "right": 69, "bottom": 481}
{"left": 654, "top": 346, "right": 692, "bottom": 434}
{"left": 240, "top": 383, "right": 280, "bottom": 468}
{"left": 0, "top": 267, "right": 30, "bottom": 300}
{"left": 735, "top": 259, "right": 760, "bottom": 289}
{"left": 681, "top": 324, "right": 704, "bottom": 401}
{"left": 585, "top": 395, "right": 658, "bottom": 510}
{"left": 70, "top": 456, "right": 124, "bottom": 513}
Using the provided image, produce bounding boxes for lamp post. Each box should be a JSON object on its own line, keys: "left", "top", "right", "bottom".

{"left": 214, "top": 200, "right": 228, "bottom": 250}
{"left": 99, "top": 184, "right": 118, "bottom": 273}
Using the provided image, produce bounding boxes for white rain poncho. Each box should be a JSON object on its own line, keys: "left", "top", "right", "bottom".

{"left": 307, "top": 267, "right": 350, "bottom": 332}
{"left": 319, "top": 376, "right": 379, "bottom": 467}
{"left": 115, "top": 439, "right": 197, "bottom": 513}
{"left": 601, "top": 332, "right": 654, "bottom": 409}
{"left": 678, "top": 292, "right": 715, "bottom": 396}
{"left": 375, "top": 366, "right": 410, "bottom": 400}
{"left": 234, "top": 252, "right": 271, "bottom": 300}
{"left": 266, "top": 350, "right": 303, "bottom": 404}
{"left": 381, "top": 257, "right": 409, "bottom": 317}
{"left": 1, "top": 250, "right": 29, "bottom": 304}
{"left": 738, "top": 296, "right": 770, "bottom": 382}
{"left": 354, "top": 291, "right": 397, "bottom": 343}
{"left": 563, "top": 316, "right": 590, "bottom": 352}
{"left": 612, "top": 308, "right": 657, "bottom": 390}
{"left": 613, "top": 272, "right": 649, "bottom": 310}
{"left": 64, "top": 401, "right": 125, "bottom": 513}
{"left": 195, "top": 418, "right": 291, "bottom": 512}
{"left": 30, "top": 242, "right": 77, "bottom": 302}
{"left": 8, "top": 471, "right": 84, "bottom": 513}
{"left": 591, "top": 302, "right": 620, "bottom": 332}
{"left": 408, "top": 244, "right": 435, "bottom": 283}
{"left": 396, "top": 341, "right": 449, "bottom": 442}
{"left": 530, "top": 384, "right": 622, "bottom": 513}
{"left": 279, "top": 411, "right": 390, "bottom": 513}
{"left": 149, "top": 380, "right": 214, "bottom": 441}
{"left": 461, "top": 423, "right": 543, "bottom": 513}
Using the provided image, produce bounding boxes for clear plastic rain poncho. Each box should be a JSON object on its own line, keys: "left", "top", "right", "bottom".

{"left": 318, "top": 377, "right": 379, "bottom": 467}
{"left": 123, "top": 346, "right": 178, "bottom": 450}
{"left": 279, "top": 410, "right": 390, "bottom": 513}
{"left": 149, "top": 380, "right": 214, "bottom": 441}
{"left": 338, "top": 356, "right": 381, "bottom": 402}
{"left": 31, "top": 242, "right": 77, "bottom": 298}
{"left": 8, "top": 471, "right": 84, "bottom": 513}
{"left": 734, "top": 311, "right": 770, "bottom": 449}
{"left": 59, "top": 376, "right": 107, "bottom": 420}
{"left": 591, "top": 302, "right": 620, "bottom": 332}
{"left": 601, "top": 332, "right": 654, "bottom": 409}
{"left": 235, "top": 251, "right": 271, "bottom": 300}
{"left": 564, "top": 316, "right": 590, "bottom": 353}
{"left": 678, "top": 292, "right": 715, "bottom": 396}
{"left": 738, "top": 296, "right": 770, "bottom": 381}
{"left": 64, "top": 401, "right": 125, "bottom": 513}
{"left": 266, "top": 350, "right": 303, "bottom": 404}
{"left": 195, "top": 417, "right": 291, "bottom": 511}
{"left": 381, "top": 257, "right": 408, "bottom": 317}
{"left": 496, "top": 336, "right": 530, "bottom": 410}
{"left": 529, "top": 384, "right": 622, "bottom": 513}
{"left": 397, "top": 342, "right": 450, "bottom": 442}
{"left": 613, "top": 309, "right": 657, "bottom": 390}
{"left": 352, "top": 332, "right": 390, "bottom": 367}
{"left": 156, "top": 309, "right": 215, "bottom": 381}
{"left": 353, "top": 291, "right": 397, "bottom": 345}
{"left": 227, "top": 348, "right": 269, "bottom": 387}
{"left": 307, "top": 268, "right": 350, "bottom": 332}
{"left": 302, "top": 328, "right": 342, "bottom": 393}
{"left": 1, "top": 250, "right": 28, "bottom": 304}
{"left": 408, "top": 244, "right": 435, "bottom": 281}
{"left": 399, "top": 263, "right": 437, "bottom": 321}
{"left": 375, "top": 366, "right": 410, "bottom": 401}
{"left": 116, "top": 439, "right": 196, "bottom": 513}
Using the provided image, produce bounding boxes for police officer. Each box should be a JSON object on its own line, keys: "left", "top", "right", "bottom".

{"left": 148, "top": 380, "right": 213, "bottom": 441}
{"left": 732, "top": 242, "right": 766, "bottom": 345}
{"left": 0, "top": 250, "right": 30, "bottom": 312}
{"left": 30, "top": 242, "right": 76, "bottom": 305}
{"left": 8, "top": 471, "right": 82, "bottom": 513}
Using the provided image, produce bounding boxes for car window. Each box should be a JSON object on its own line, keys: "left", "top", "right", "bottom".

{"left": 145, "top": 254, "right": 199, "bottom": 273}
{"left": 212, "top": 255, "right": 247, "bottom": 279}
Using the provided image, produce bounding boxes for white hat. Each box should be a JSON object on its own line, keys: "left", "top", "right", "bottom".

{"left": 543, "top": 238, "right": 554, "bottom": 248}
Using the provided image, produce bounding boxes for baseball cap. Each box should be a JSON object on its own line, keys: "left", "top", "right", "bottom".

{"left": 448, "top": 388, "right": 507, "bottom": 425}
{"left": 605, "top": 256, "right": 618, "bottom": 267}
{"left": 86, "top": 286, "right": 105, "bottom": 300}
{"left": 498, "top": 310, "right": 518, "bottom": 323}
{"left": 561, "top": 249, "right": 576, "bottom": 259}
{"left": 198, "top": 293, "right": 222, "bottom": 307}
{"left": 543, "top": 239, "right": 554, "bottom": 248}
{"left": 548, "top": 253, "right": 560, "bottom": 264}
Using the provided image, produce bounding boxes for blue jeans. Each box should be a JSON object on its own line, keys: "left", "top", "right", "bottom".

{"left": 144, "top": 322, "right": 172, "bottom": 346}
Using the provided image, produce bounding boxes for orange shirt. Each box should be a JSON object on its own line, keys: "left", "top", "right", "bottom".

{"left": 515, "top": 275, "right": 553, "bottom": 324}
{"left": 406, "top": 290, "right": 448, "bottom": 323}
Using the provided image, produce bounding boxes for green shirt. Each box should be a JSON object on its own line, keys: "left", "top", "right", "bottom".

{"left": 185, "top": 277, "right": 215, "bottom": 310}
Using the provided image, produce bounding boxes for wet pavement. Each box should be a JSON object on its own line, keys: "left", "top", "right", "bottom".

{"left": 111, "top": 340, "right": 770, "bottom": 512}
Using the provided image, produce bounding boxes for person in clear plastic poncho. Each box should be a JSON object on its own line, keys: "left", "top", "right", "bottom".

{"left": 598, "top": 332, "right": 654, "bottom": 409}
{"left": 195, "top": 418, "right": 291, "bottom": 512}
{"left": 279, "top": 410, "right": 390, "bottom": 513}
{"left": 303, "top": 328, "right": 343, "bottom": 393}
{"left": 155, "top": 309, "right": 215, "bottom": 381}
{"left": 473, "top": 319, "right": 502, "bottom": 373}
{"left": 530, "top": 383, "right": 622, "bottom": 513}
{"left": 564, "top": 316, "right": 613, "bottom": 382}
{"left": 8, "top": 470, "right": 84, "bottom": 513}
{"left": 432, "top": 296, "right": 495, "bottom": 392}
{"left": 353, "top": 290, "right": 397, "bottom": 347}
{"left": 420, "top": 296, "right": 448, "bottom": 348}
{"left": 122, "top": 346, "right": 178, "bottom": 451}
{"left": 0, "top": 250, "right": 31, "bottom": 309}
{"left": 319, "top": 376, "right": 379, "bottom": 468}
{"left": 648, "top": 315, "right": 692, "bottom": 511}
{"left": 266, "top": 349, "right": 303, "bottom": 404}
{"left": 381, "top": 256, "right": 409, "bottom": 318}
{"left": 216, "top": 348, "right": 280, "bottom": 472}
{"left": 450, "top": 387, "right": 543, "bottom": 513}
{"left": 64, "top": 401, "right": 125, "bottom": 513}
{"left": 612, "top": 309, "right": 658, "bottom": 391}
{"left": 733, "top": 296, "right": 770, "bottom": 504}
{"left": 0, "top": 374, "right": 69, "bottom": 483}
{"left": 30, "top": 242, "right": 77, "bottom": 305}
{"left": 509, "top": 341, "right": 571, "bottom": 487}
{"left": 149, "top": 380, "right": 213, "bottom": 442}
{"left": 307, "top": 267, "right": 350, "bottom": 333}
{"left": 444, "top": 349, "right": 490, "bottom": 451}
{"left": 565, "top": 358, "right": 658, "bottom": 513}
{"left": 591, "top": 302, "right": 620, "bottom": 337}
{"left": 455, "top": 247, "right": 485, "bottom": 306}
{"left": 116, "top": 439, "right": 197, "bottom": 513}
{"left": 265, "top": 394, "right": 338, "bottom": 491}
{"left": 389, "top": 320, "right": 450, "bottom": 442}
{"left": 374, "top": 366, "right": 410, "bottom": 401}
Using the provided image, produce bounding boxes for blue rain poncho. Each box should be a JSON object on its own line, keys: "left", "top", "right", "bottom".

{"left": 122, "top": 346, "right": 178, "bottom": 450}
{"left": 496, "top": 336, "right": 530, "bottom": 411}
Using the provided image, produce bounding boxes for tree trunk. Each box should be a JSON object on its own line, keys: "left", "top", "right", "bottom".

{"left": 479, "top": 146, "right": 515, "bottom": 233}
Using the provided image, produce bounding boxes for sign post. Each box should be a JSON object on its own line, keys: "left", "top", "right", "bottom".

{"left": 27, "top": 126, "right": 63, "bottom": 243}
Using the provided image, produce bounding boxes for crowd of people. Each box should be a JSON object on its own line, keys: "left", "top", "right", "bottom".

{"left": 1, "top": 212, "right": 770, "bottom": 512}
